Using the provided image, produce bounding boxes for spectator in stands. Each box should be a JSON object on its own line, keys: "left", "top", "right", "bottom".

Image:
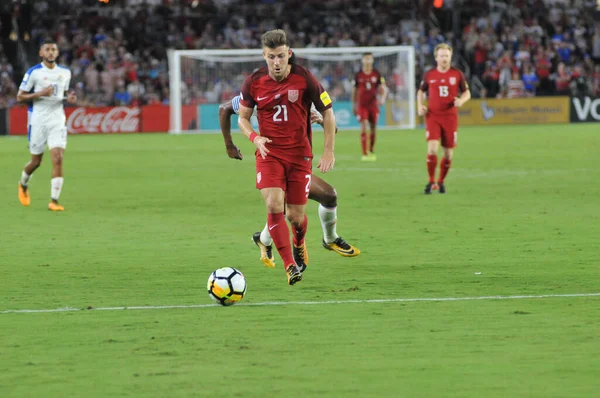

{"left": 507, "top": 70, "right": 525, "bottom": 98}
{"left": 522, "top": 64, "right": 538, "bottom": 96}
{"left": 114, "top": 81, "right": 131, "bottom": 106}
{"left": 554, "top": 62, "right": 572, "bottom": 96}
{"left": 1, "top": 0, "right": 599, "bottom": 108}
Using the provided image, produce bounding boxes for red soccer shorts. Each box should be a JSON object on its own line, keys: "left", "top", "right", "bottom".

{"left": 356, "top": 105, "right": 380, "bottom": 124}
{"left": 255, "top": 155, "right": 312, "bottom": 205}
{"left": 425, "top": 114, "right": 458, "bottom": 148}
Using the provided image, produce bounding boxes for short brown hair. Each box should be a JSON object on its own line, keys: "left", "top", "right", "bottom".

{"left": 261, "top": 29, "right": 289, "bottom": 49}
{"left": 434, "top": 43, "right": 453, "bottom": 56}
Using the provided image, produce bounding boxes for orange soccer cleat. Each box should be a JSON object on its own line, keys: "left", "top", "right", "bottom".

{"left": 48, "top": 201, "right": 65, "bottom": 211}
{"left": 18, "top": 183, "right": 30, "bottom": 207}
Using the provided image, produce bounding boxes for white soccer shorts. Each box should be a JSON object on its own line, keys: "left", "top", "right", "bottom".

{"left": 28, "top": 123, "right": 67, "bottom": 155}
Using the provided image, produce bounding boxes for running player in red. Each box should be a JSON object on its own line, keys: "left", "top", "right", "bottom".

{"left": 219, "top": 96, "right": 360, "bottom": 268}
{"left": 417, "top": 43, "right": 471, "bottom": 194}
{"left": 238, "top": 29, "right": 336, "bottom": 285}
{"left": 352, "top": 52, "right": 388, "bottom": 161}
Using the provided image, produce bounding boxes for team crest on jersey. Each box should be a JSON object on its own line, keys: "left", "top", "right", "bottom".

{"left": 449, "top": 77, "right": 456, "bottom": 85}
{"left": 288, "top": 90, "right": 299, "bottom": 103}
{"left": 371, "top": 76, "right": 377, "bottom": 83}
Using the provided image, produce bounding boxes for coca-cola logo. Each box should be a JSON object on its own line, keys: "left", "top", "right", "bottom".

{"left": 67, "top": 107, "right": 140, "bottom": 134}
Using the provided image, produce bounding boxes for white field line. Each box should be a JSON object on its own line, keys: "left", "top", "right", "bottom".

{"left": 1, "top": 292, "right": 599, "bottom": 314}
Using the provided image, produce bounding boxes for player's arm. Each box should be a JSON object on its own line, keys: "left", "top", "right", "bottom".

{"left": 454, "top": 88, "right": 471, "bottom": 107}
{"left": 310, "top": 109, "right": 338, "bottom": 134}
{"left": 320, "top": 108, "right": 336, "bottom": 173}
{"left": 17, "top": 88, "right": 52, "bottom": 102}
{"left": 351, "top": 74, "right": 358, "bottom": 114}
{"left": 219, "top": 100, "right": 243, "bottom": 160}
{"left": 454, "top": 73, "right": 471, "bottom": 108}
{"left": 64, "top": 73, "right": 77, "bottom": 104}
{"left": 416, "top": 88, "right": 428, "bottom": 116}
{"left": 378, "top": 77, "right": 389, "bottom": 105}
{"left": 238, "top": 104, "right": 271, "bottom": 159}
{"left": 17, "top": 71, "right": 49, "bottom": 102}
{"left": 417, "top": 74, "right": 429, "bottom": 116}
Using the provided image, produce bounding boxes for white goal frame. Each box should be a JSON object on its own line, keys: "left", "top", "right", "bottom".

{"left": 167, "top": 46, "right": 416, "bottom": 134}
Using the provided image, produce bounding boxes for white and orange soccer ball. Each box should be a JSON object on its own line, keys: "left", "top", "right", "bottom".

{"left": 207, "top": 267, "right": 247, "bottom": 306}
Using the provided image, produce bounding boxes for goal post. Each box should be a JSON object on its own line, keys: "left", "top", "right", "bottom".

{"left": 167, "top": 46, "right": 415, "bottom": 134}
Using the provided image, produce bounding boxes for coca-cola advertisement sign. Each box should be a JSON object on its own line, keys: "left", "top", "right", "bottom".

{"left": 67, "top": 107, "right": 140, "bottom": 134}
{"left": 8, "top": 104, "right": 196, "bottom": 135}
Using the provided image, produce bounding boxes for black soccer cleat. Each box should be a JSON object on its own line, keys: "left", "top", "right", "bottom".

{"left": 293, "top": 242, "right": 308, "bottom": 273}
{"left": 424, "top": 182, "right": 434, "bottom": 194}
{"left": 322, "top": 237, "right": 360, "bottom": 257}
{"left": 438, "top": 183, "right": 446, "bottom": 194}
{"left": 286, "top": 264, "right": 303, "bottom": 285}
{"left": 252, "top": 232, "right": 276, "bottom": 268}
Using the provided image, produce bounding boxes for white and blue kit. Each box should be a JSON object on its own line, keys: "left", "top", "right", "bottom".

{"left": 19, "top": 63, "right": 71, "bottom": 154}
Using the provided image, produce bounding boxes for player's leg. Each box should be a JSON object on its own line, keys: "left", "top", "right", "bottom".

{"left": 425, "top": 118, "right": 441, "bottom": 194}
{"left": 257, "top": 157, "right": 301, "bottom": 284}
{"left": 309, "top": 175, "right": 360, "bottom": 257}
{"left": 367, "top": 108, "right": 379, "bottom": 160}
{"left": 252, "top": 223, "right": 276, "bottom": 268}
{"left": 438, "top": 118, "right": 458, "bottom": 194}
{"left": 18, "top": 124, "right": 46, "bottom": 207}
{"left": 357, "top": 109, "right": 371, "bottom": 160}
{"left": 286, "top": 165, "right": 312, "bottom": 274}
{"left": 48, "top": 125, "right": 67, "bottom": 211}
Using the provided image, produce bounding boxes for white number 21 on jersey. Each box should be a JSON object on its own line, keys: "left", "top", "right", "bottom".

{"left": 273, "top": 105, "right": 288, "bottom": 122}
{"left": 439, "top": 86, "right": 449, "bottom": 97}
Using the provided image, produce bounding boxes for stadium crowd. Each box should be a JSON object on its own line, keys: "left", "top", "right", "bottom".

{"left": 1, "top": 0, "right": 599, "bottom": 109}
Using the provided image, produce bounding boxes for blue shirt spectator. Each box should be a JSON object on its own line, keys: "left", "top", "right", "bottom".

{"left": 114, "top": 88, "right": 131, "bottom": 106}
{"left": 522, "top": 69, "right": 539, "bottom": 93}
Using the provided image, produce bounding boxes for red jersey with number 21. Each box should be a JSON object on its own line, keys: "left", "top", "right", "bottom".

{"left": 240, "top": 64, "right": 332, "bottom": 162}
{"left": 419, "top": 67, "right": 468, "bottom": 116}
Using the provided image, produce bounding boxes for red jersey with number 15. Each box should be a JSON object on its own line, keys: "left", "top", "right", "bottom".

{"left": 354, "top": 69, "right": 384, "bottom": 108}
{"left": 419, "top": 67, "right": 468, "bottom": 116}
{"left": 240, "top": 64, "right": 332, "bottom": 162}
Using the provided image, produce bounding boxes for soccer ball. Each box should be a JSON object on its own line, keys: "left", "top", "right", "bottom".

{"left": 207, "top": 267, "right": 247, "bottom": 306}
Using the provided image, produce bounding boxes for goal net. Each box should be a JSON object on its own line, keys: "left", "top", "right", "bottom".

{"left": 167, "top": 46, "right": 415, "bottom": 134}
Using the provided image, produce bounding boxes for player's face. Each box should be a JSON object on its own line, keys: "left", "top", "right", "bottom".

{"left": 263, "top": 46, "right": 291, "bottom": 81}
{"left": 435, "top": 48, "right": 452, "bottom": 70}
{"left": 361, "top": 55, "right": 374, "bottom": 69}
{"left": 39, "top": 44, "right": 59, "bottom": 64}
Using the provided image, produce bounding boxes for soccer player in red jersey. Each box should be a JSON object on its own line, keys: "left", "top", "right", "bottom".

{"left": 238, "top": 29, "right": 336, "bottom": 285}
{"left": 352, "top": 52, "right": 388, "bottom": 161}
{"left": 219, "top": 97, "right": 360, "bottom": 267}
{"left": 417, "top": 44, "right": 471, "bottom": 194}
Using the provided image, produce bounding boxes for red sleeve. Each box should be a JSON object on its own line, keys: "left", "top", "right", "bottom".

{"left": 239, "top": 75, "right": 256, "bottom": 109}
{"left": 419, "top": 71, "right": 429, "bottom": 92}
{"left": 305, "top": 69, "right": 332, "bottom": 113}
{"left": 458, "top": 71, "right": 468, "bottom": 92}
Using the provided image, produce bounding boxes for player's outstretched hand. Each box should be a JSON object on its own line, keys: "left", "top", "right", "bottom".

{"left": 453, "top": 97, "right": 463, "bottom": 107}
{"left": 253, "top": 135, "right": 272, "bottom": 159}
{"left": 39, "top": 86, "right": 54, "bottom": 98}
{"left": 310, "top": 110, "right": 323, "bottom": 125}
{"left": 318, "top": 151, "right": 335, "bottom": 173}
{"left": 226, "top": 143, "right": 243, "bottom": 160}
{"left": 417, "top": 105, "right": 428, "bottom": 116}
{"left": 66, "top": 91, "right": 77, "bottom": 104}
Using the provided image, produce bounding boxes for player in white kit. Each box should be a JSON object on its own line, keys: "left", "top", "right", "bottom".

{"left": 16, "top": 39, "right": 77, "bottom": 211}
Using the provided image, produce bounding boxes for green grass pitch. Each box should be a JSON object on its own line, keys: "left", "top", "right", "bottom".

{"left": 0, "top": 124, "right": 599, "bottom": 397}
